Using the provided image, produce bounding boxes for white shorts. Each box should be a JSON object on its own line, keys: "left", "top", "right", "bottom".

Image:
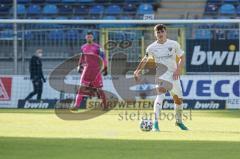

{"left": 156, "top": 71, "right": 183, "bottom": 98}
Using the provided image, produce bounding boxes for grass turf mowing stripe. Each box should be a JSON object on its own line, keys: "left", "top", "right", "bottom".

{"left": 0, "top": 137, "right": 240, "bottom": 159}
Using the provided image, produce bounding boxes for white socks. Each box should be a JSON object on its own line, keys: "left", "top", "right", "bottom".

{"left": 175, "top": 104, "right": 183, "bottom": 123}
{"left": 154, "top": 94, "right": 184, "bottom": 123}
{"left": 154, "top": 94, "right": 165, "bottom": 121}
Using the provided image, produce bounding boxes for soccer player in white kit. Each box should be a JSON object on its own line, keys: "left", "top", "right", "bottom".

{"left": 134, "top": 24, "right": 188, "bottom": 131}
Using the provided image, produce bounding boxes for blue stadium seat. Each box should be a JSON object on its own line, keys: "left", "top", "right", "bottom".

{"left": 48, "top": 30, "right": 65, "bottom": 40}
{"left": 59, "top": 5, "right": 73, "bottom": 14}
{"left": 75, "top": 5, "right": 88, "bottom": 14}
{"left": 24, "top": 31, "right": 34, "bottom": 40}
{"left": 215, "top": 30, "right": 226, "bottom": 39}
{"left": 0, "top": 30, "right": 13, "bottom": 38}
{"left": 62, "top": 0, "right": 77, "bottom": 3}
{"left": 46, "top": 0, "right": 61, "bottom": 3}
{"left": 105, "top": 5, "right": 122, "bottom": 14}
{"left": 194, "top": 29, "right": 212, "bottom": 39}
{"left": 227, "top": 30, "right": 239, "bottom": 39}
{"left": 65, "top": 30, "right": 80, "bottom": 40}
{"left": 137, "top": 3, "right": 154, "bottom": 14}
{"left": 197, "top": 24, "right": 211, "bottom": 29}
{"left": 205, "top": 3, "right": 218, "bottom": 14}
{"left": 89, "top": 5, "right": 104, "bottom": 15}
{"left": 0, "top": 23, "right": 12, "bottom": 29}
{"left": 236, "top": 5, "right": 240, "bottom": 14}
{"left": 103, "top": 15, "right": 116, "bottom": 20}
{"left": 13, "top": 4, "right": 26, "bottom": 15}
{"left": 71, "top": 16, "right": 84, "bottom": 19}
{"left": 123, "top": 3, "right": 136, "bottom": 12}
{"left": 0, "top": 4, "right": 11, "bottom": 14}
{"left": 43, "top": 4, "right": 58, "bottom": 14}
{"left": 27, "top": 4, "right": 41, "bottom": 15}
{"left": 18, "top": 0, "right": 31, "bottom": 3}
{"left": 219, "top": 4, "right": 236, "bottom": 14}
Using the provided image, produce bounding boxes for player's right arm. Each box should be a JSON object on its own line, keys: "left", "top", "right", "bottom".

{"left": 133, "top": 55, "right": 148, "bottom": 82}
{"left": 77, "top": 47, "right": 85, "bottom": 73}
{"left": 134, "top": 44, "right": 153, "bottom": 82}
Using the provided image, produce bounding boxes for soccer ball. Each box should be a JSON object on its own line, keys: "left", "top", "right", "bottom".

{"left": 140, "top": 119, "right": 153, "bottom": 132}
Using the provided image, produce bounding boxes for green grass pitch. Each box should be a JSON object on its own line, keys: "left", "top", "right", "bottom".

{"left": 0, "top": 109, "right": 240, "bottom": 159}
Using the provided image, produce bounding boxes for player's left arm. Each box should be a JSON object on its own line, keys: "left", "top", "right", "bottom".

{"left": 99, "top": 47, "right": 108, "bottom": 76}
{"left": 40, "top": 62, "right": 46, "bottom": 83}
{"left": 173, "top": 42, "right": 185, "bottom": 80}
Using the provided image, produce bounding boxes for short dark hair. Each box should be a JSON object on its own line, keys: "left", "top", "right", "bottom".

{"left": 86, "top": 31, "right": 94, "bottom": 35}
{"left": 154, "top": 24, "right": 167, "bottom": 31}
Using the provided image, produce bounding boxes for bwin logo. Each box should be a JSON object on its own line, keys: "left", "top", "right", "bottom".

{"left": 24, "top": 101, "right": 49, "bottom": 109}
{"left": 191, "top": 46, "right": 239, "bottom": 65}
{"left": 194, "top": 101, "right": 220, "bottom": 109}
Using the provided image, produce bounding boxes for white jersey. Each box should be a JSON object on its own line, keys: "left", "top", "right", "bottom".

{"left": 146, "top": 39, "right": 184, "bottom": 72}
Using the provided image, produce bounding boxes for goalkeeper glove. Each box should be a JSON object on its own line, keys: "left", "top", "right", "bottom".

{"left": 102, "top": 67, "right": 108, "bottom": 76}
{"left": 77, "top": 65, "right": 84, "bottom": 74}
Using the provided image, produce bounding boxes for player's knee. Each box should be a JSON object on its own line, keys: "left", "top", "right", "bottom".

{"left": 79, "top": 85, "right": 89, "bottom": 92}
{"left": 173, "top": 95, "right": 182, "bottom": 105}
{"left": 157, "top": 87, "right": 167, "bottom": 94}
